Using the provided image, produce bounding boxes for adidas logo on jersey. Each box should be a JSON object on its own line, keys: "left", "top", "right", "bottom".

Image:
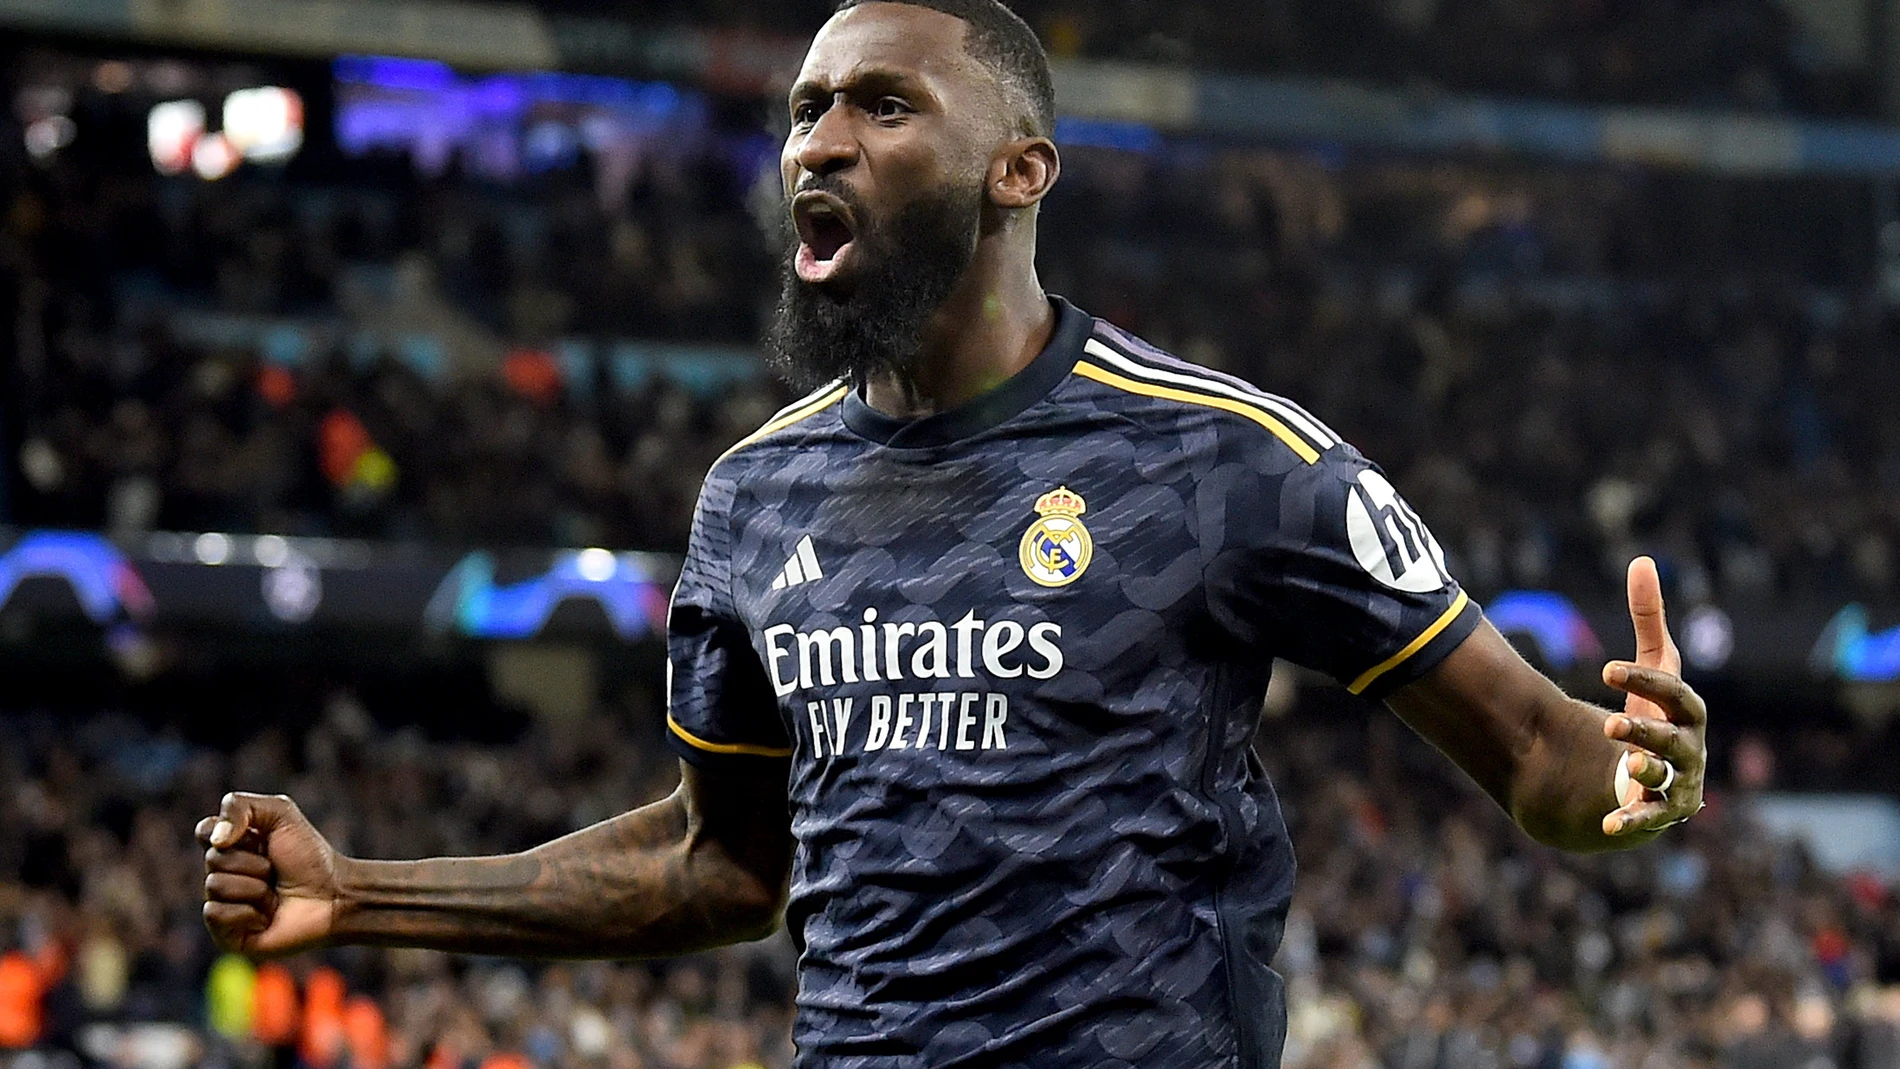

{"left": 770, "top": 536, "right": 825, "bottom": 591}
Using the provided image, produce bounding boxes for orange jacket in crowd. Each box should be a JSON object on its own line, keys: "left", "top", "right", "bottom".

{"left": 300, "top": 967, "right": 348, "bottom": 1069}
{"left": 0, "top": 950, "right": 49, "bottom": 1049}
{"left": 479, "top": 1052, "right": 534, "bottom": 1069}
{"left": 343, "top": 994, "right": 389, "bottom": 1069}
{"left": 251, "top": 962, "right": 301, "bottom": 1047}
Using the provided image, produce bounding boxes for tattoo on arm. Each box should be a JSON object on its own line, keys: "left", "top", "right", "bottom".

{"left": 332, "top": 765, "right": 792, "bottom": 958}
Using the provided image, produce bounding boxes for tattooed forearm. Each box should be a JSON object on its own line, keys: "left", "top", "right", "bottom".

{"left": 329, "top": 765, "right": 792, "bottom": 958}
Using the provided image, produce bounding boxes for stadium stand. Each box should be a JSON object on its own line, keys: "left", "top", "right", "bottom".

{"left": 4, "top": 122, "right": 1896, "bottom": 606}
{"left": 0, "top": 688, "right": 798, "bottom": 1069}
{"left": 379, "top": 0, "right": 1874, "bottom": 115}
{"left": 0, "top": 681, "right": 1897, "bottom": 1069}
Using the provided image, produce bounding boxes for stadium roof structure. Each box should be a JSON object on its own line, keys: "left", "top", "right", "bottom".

{"left": 9, "top": 0, "right": 1900, "bottom": 175}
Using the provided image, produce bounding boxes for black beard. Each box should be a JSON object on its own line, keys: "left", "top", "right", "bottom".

{"left": 765, "top": 181, "right": 984, "bottom": 393}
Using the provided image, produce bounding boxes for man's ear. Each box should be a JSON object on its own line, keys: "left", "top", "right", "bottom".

{"left": 987, "top": 137, "right": 1060, "bottom": 210}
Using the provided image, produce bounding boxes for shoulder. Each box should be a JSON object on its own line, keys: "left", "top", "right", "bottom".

{"left": 1067, "top": 319, "right": 1340, "bottom": 467}
{"left": 682, "top": 382, "right": 848, "bottom": 587}
{"left": 708, "top": 380, "right": 850, "bottom": 480}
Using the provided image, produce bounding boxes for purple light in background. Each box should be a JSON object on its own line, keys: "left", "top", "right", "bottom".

{"left": 336, "top": 54, "right": 457, "bottom": 91}
{"left": 467, "top": 75, "right": 525, "bottom": 116}
{"left": 724, "top": 130, "right": 780, "bottom": 179}
{"left": 1053, "top": 117, "right": 1162, "bottom": 153}
{"left": 333, "top": 56, "right": 706, "bottom": 183}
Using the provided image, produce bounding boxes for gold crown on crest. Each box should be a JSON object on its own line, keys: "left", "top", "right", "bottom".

{"left": 1033, "top": 486, "right": 1087, "bottom": 517}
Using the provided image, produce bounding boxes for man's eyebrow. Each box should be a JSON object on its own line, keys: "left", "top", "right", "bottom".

{"left": 788, "top": 66, "right": 936, "bottom": 108}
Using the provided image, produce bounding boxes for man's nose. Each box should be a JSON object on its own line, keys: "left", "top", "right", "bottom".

{"left": 794, "top": 102, "right": 859, "bottom": 178}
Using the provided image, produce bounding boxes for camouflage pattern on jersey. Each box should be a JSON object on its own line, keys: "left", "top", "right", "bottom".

{"left": 667, "top": 299, "right": 1479, "bottom": 1069}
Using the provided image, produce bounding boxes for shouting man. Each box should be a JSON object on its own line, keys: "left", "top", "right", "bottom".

{"left": 199, "top": 2, "right": 1709, "bottom": 1065}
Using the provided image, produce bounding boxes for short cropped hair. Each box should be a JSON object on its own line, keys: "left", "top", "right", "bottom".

{"left": 832, "top": 0, "right": 1056, "bottom": 138}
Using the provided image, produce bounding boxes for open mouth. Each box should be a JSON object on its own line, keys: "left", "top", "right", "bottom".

{"left": 791, "top": 191, "right": 859, "bottom": 285}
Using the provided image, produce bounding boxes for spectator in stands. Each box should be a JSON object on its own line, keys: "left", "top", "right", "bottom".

{"left": 3, "top": 682, "right": 1900, "bottom": 1068}
{"left": 9, "top": 129, "right": 1899, "bottom": 609}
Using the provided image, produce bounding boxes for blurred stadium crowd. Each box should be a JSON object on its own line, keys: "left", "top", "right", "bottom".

{"left": 6, "top": 132, "right": 1899, "bottom": 605}
{"left": 482, "top": 0, "right": 1872, "bottom": 115}
{"left": 0, "top": 690, "right": 797, "bottom": 1069}
{"left": 1, "top": 1, "right": 1897, "bottom": 1066}
{"left": 1019, "top": 0, "right": 1857, "bottom": 113}
{"left": 1, "top": 686, "right": 1898, "bottom": 1069}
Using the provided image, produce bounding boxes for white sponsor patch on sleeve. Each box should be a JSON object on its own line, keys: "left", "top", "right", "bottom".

{"left": 1344, "top": 469, "right": 1451, "bottom": 593}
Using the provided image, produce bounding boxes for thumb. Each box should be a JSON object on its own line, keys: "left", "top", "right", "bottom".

{"left": 210, "top": 792, "right": 297, "bottom": 851}
{"left": 1625, "top": 556, "right": 1677, "bottom": 672}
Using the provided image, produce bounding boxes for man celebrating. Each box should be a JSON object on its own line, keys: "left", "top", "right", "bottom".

{"left": 198, "top": 1, "right": 1709, "bottom": 1065}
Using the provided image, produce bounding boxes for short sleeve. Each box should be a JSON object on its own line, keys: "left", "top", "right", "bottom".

{"left": 666, "top": 476, "right": 793, "bottom": 768}
{"left": 1206, "top": 441, "right": 1480, "bottom": 701}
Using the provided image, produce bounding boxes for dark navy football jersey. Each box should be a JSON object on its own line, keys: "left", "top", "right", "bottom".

{"left": 666, "top": 298, "right": 1480, "bottom": 1069}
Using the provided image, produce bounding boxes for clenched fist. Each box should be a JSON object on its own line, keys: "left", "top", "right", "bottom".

{"left": 196, "top": 792, "right": 340, "bottom": 957}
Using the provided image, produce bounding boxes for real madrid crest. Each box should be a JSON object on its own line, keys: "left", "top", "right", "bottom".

{"left": 1019, "top": 486, "right": 1093, "bottom": 587}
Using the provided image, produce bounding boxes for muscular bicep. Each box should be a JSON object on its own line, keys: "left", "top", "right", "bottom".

{"left": 678, "top": 759, "right": 794, "bottom": 922}
{"left": 1384, "top": 618, "right": 1568, "bottom": 809}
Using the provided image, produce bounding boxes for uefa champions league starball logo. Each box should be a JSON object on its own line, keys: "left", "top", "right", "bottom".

{"left": 1019, "top": 486, "right": 1093, "bottom": 588}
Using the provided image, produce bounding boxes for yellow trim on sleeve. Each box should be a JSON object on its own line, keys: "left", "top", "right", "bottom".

{"left": 668, "top": 715, "right": 795, "bottom": 758}
{"left": 716, "top": 385, "right": 849, "bottom": 465}
{"left": 1347, "top": 590, "right": 1472, "bottom": 695}
{"left": 1073, "top": 362, "right": 1320, "bottom": 464}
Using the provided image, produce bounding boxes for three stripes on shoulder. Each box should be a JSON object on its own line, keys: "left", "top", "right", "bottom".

{"left": 1076, "top": 338, "right": 1337, "bottom": 464}
{"left": 729, "top": 341, "right": 1340, "bottom": 476}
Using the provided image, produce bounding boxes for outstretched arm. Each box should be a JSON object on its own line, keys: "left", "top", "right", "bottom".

{"left": 1386, "top": 557, "right": 1708, "bottom": 852}
{"left": 198, "top": 761, "right": 792, "bottom": 959}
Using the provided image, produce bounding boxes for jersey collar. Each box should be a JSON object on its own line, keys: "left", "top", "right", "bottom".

{"left": 840, "top": 296, "right": 1091, "bottom": 449}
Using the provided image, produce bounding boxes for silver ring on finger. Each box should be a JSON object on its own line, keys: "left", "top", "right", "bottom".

{"left": 1655, "top": 759, "right": 1676, "bottom": 799}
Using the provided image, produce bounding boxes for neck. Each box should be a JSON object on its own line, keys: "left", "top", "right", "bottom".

{"left": 860, "top": 236, "right": 1054, "bottom": 420}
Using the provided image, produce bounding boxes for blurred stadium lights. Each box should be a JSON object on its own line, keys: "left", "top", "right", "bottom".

{"left": 189, "top": 131, "right": 240, "bottom": 180}
{"left": 253, "top": 535, "right": 291, "bottom": 569}
{"left": 0, "top": 529, "right": 1837, "bottom": 677}
{"left": 334, "top": 55, "right": 702, "bottom": 183}
{"left": 261, "top": 551, "right": 323, "bottom": 624}
{"left": 1682, "top": 605, "right": 1737, "bottom": 672}
{"left": 0, "top": 529, "right": 675, "bottom": 640}
{"left": 146, "top": 99, "right": 205, "bottom": 175}
{"left": 222, "top": 86, "right": 304, "bottom": 162}
{"left": 1813, "top": 604, "right": 1900, "bottom": 682}
{"left": 13, "top": 81, "right": 75, "bottom": 163}
{"left": 22, "top": 113, "right": 75, "bottom": 160}
{"left": 423, "top": 549, "right": 669, "bottom": 642}
{"left": 146, "top": 87, "right": 302, "bottom": 179}
{"left": 1483, "top": 590, "right": 1604, "bottom": 671}
{"left": 91, "top": 58, "right": 134, "bottom": 93}
{"left": 574, "top": 547, "right": 619, "bottom": 583}
{"left": 0, "top": 531, "right": 155, "bottom": 625}
{"left": 191, "top": 532, "right": 232, "bottom": 566}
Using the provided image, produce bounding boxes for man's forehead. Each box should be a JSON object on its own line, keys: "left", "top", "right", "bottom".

{"left": 796, "top": 3, "right": 975, "bottom": 89}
